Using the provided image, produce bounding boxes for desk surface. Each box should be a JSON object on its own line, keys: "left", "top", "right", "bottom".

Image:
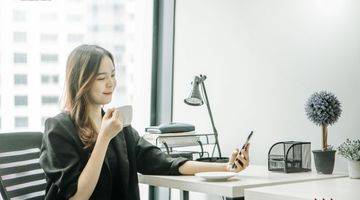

{"left": 138, "top": 165, "right": 347, "bottom": 198}
{"left": 244, "top": 177, "right": 359, "bottom": 200}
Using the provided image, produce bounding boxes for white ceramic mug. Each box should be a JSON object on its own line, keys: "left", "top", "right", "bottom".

{"left": 116, "top": 105, "right": 133, "bottom": 127}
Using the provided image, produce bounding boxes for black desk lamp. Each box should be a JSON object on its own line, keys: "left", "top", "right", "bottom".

{"left": 184, "top": 74, "right": 228, "bottom": 162}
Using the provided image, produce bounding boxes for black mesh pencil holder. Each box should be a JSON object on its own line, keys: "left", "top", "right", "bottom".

{"left": 268, "top": 141, "right": 311, "bottom": 173}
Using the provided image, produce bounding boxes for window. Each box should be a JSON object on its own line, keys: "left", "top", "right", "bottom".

{"left": 15, "top": 117, "right": 28, "bottom": 128}
{"left": 13, "top": 32, "right": 26, "bottom": 43}
{"left": 40, "top": 13, "right": 58, "bottom": 21}
{"left": 114, "top": 45, "right": 125, "bottom": 52}
{"left": 41, "top": 96, "right": 59, "bottom": 105}
{"left": 114, "top": 24, "right": 125, "bottom": 32}
{"left": 41, "top": 74, "right": 59, "bottom": 84}
{"left": 91, "top": 25, "right": 99, "bottom": 32}
{"left": 41, "top": 75, "right": 50, "bottom": 84}
{"left": 40, "top": 34, "right": 58, "bottom": 42}
{"left": 14, "top": 74, "right": 27, "bottom": 85}
{"left": 13, "top": 10, "right": 26, "bottom": 22}
{"left": 52, "top": 75, "right": 59, "bottom": 84}
{"left": 1, "top": 3, "right": 154, "bottom": 181}
{"left": 41, "top": 54, "right": 58, "bottom": 64}
{"left": 92, "top": 4, "right": 99, "bottom": 13}
{"left": 113, "top": 4, "right": 125, "bottom": 12}
{"left": 66, "top": 14, "right": 83, "bottom": 22}
{"left": 14, "top": 95, "right": 28, "bottom": 106}
{"left": 115, "top": 53, "right": 123, "bottom": 63}
{"left": 14, "top": 53, "right": 27, "bottom": 64}
{"left": 67, "top": 34, "right": 84, "bottom": 43}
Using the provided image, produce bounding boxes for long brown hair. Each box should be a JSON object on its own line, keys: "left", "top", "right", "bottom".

{"left": 63, "top": 44, "right": 114, "bottom": 148}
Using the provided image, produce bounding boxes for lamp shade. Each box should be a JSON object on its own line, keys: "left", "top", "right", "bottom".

{"left": 184, "top": 76, "right": 203, "bottom": 106}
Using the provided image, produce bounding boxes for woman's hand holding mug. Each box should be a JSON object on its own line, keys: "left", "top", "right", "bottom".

{"left": 98, "top": 107, "right": 124, "bottom": 142}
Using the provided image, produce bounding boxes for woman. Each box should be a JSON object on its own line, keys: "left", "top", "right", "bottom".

{"left": 39, "top": 44, "right": 250, "bottom": 200}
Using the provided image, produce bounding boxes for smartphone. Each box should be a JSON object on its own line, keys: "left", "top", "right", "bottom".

{"left": 231, "top": 131, "right": 253, "bottom": 169}
{"left": 116, "top": 105, "right": 133, "bottom": 127}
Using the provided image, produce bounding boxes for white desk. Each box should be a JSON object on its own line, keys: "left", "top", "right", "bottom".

{"left": 245, "top": 177, "right": 359, "bottom": 200}
{"left": 138, "top": 165, "right": 346, "bottom": 199}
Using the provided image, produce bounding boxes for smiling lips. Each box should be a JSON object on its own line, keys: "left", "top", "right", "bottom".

{"left": 103, "top": 92, "right": 112, "bottom": 95}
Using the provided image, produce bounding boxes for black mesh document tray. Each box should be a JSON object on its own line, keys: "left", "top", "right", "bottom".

{"left": 268, "top": 141, "right": 311, "bottom": 173}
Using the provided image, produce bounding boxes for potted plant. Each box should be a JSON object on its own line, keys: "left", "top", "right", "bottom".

{"left": 305, "top": 91, "right": 342, "bottom": 174}
{"left": 337, "top": 139, "right": 360, "bottom": 178}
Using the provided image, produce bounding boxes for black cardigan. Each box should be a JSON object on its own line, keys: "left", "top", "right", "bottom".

{"left": 39, "top": 112, "right": 188, "bottom": 200}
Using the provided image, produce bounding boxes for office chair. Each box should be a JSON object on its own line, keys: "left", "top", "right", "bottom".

{"left": 0, "top": 132, "right": 46, "bottom": 200}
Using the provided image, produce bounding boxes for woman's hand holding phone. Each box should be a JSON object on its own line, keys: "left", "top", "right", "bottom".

{"left": 98, "top": 107, "right": 124, "bottom": 142}
{"left": 226, "top": 131, "right": 253, "bottom": 172}
{"left": 226, "top": 144, "right": 250, "bottom": 172}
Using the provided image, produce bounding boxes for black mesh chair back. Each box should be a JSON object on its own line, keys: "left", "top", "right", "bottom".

{"left": 0, "top": 132, "right": 46, "bottom": 200}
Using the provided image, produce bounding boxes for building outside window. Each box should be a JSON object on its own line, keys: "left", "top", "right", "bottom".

{"left": 15, "top": 117, "right": 28, "bottom": 128}
{"left": 41, "top": 96, "right": 59, "bottom": 105}
{"left": 41, "top": 54, "right": 58, "bottom": 64}
{"left": 41, "top": 75, "right": 50, "bottom": 84}
{"left": 13, "top": 32, "right": 26, "bottom": 43}
{"left": 13, "top": 53, "right": 27, "bottom": 64}
{"left": 41, "top": 74, "right": 59, "bottom": 84}
{"left": 14, "top": 95, "right": 28, "bottom": 106}
{"left": 13, "top": 10, "right": 26, "bottom": 22}
{"left": 67, "top": 33, "right": 84, "bottom": 43}
{"left": 40, "top": 33, "right": 58, "bottom": 42}
{"left": 14, "top": 74, "right": 27, "bottom": 85}
{"left": 1, "top": 5, "right": 153, "bottom": 199}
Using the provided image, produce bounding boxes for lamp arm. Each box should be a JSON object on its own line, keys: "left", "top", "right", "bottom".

{"left": 200, "top": 81, "right": 222, "bottom": 158}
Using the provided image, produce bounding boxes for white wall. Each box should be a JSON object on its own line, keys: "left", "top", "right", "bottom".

{"left": 173, "top": 0, "right": 360, "bottom": 174}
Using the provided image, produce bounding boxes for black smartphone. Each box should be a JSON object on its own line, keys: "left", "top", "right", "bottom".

{"left": 231, "top": 131, "right": 253, "bottom": 169}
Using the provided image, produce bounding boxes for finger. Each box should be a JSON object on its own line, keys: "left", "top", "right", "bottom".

{"left": 104, "top": 108, "right": 115, "bottom": 119}
{"left": 237, "top": 155, "right": 247, "bottom": 168}
{"left": 112, "top": 109, "right": 120, "bottom": 119}
{"left": 244, "top": 145, "right": 250, "bottom": 161}
{"left": 239, "top": 153, "right": 250, "bottom": 167}
{"left": 243, "top": 150, "right": 250, "bottom": 162}
{"left": 245, "top": 143, "right": 250, "bottom": 151}
{"left": 229, "top": 149, "right": 239, "bottom": 163}
{"left": 241, "top": 149, "right": 249, "bottom": 161}
{"left": 235, "top": 157, "right": 243, "bottom": 168}
{"left": 234, "top": 158, "right": 243, "bottom": 170}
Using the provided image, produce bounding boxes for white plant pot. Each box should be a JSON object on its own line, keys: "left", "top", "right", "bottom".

{"left": 348, "top": 160, "right": 360, "bottom": 179}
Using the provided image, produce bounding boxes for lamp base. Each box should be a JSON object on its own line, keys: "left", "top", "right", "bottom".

{"left": 196, "top": 157, "right": 229, "bottom": 163}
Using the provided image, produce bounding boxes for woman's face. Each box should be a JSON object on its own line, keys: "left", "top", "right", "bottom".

{"left": 88, "top": 56, "right": 116, "bottom": 106}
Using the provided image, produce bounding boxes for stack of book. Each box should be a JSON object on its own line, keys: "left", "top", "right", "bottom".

{"left": 143, "top": 122, "right": 198, "bottom": 147}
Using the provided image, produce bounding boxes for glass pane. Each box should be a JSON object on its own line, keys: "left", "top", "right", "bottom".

{"left": 0, "top": 0, "right": 153, "bottom": 140}
{"left": 13, "top": 53, "right": 27, "bottom": 64}
{"left": 14, "top": 95, "right": 28, "bottom": 106}
{"left": 13, "top": 32, "right": 27, "bottom": 43}
{"left": 14, "top": 74, "right": 27, "bottom": 85}
{"left": 14, "top": 117, "right": 28, "bottom": 128}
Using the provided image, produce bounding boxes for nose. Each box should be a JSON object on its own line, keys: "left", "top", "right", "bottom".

{"left": 106, "top": 77, "right": 114, "bottom": 88}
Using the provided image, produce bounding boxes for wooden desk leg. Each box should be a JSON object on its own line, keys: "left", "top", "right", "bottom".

{"left": 180, "top": 190, "right": 189, "bottom": 200}
{"left": 226, "top": 197, "right": 244, "bottom": 200}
